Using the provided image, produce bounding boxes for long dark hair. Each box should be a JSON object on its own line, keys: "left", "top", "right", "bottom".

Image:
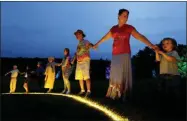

{"left": 118, "top": 9, "right": 129, "bottom": 16}
{"left": 64, "top": 48, "right": 70, "bottom": 58}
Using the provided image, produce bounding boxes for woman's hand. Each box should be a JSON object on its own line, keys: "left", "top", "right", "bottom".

{"left": 31, "top": 71, "right": 35, "bottom": 73}
{"left": 157, "top": 50, "right": 164, "bottom": 55}
{"left": 93, "top": 43, "right": 99, "bottom": 50}
{"left": 150, "top": 45, "right": 160, "bottom": 51}
{"left": 94, "top": 31, "right": 111, "bottom": 49}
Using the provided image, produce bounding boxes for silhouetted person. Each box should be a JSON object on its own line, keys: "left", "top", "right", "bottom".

{"left": 35, "top": 62, "right": 45, "bottom": 92}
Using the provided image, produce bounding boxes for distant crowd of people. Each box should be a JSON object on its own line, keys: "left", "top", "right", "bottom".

{"left": 5, "top": 8, "right": 181, "bottom": 100}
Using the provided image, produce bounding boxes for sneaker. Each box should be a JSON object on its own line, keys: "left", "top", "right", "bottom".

{"left": 78, "top": 91, "right": 85, "bottom": 96}
{"left": 85, "top": 92, "right": 91, "bottom": 97}
{"left": 66, "top": 91, "right": 71, "bottom": 94}
{"left": 47, "top": 89, "right": 52, "bottom": 93}
{"left": 62, "top": 90, "right": 66, "bottom": 94}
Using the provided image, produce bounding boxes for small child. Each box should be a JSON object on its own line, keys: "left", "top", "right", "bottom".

{"left": 61, "top": 48, "right": 72, "bottom": 94}
{"left": 23, "top": 66, "right": 32, "bottom": 93}
{"left": 155, "top": 37, "right": 180, "bottom": 75}
{"left": 155, "top": 37, "right": 181, "bottom": 96}
{"left": 5, "top": 65, "right": 21, "bottom": 93}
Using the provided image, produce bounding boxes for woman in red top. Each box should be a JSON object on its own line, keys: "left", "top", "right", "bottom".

{"left": 93, "top": 9, "right": 159, "bottom": 100}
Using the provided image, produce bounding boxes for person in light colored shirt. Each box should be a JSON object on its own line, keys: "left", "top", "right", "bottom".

{"left": 155, "top": 37, "right": 180, "bottom": 75}
{"left": 155, "top": 37, "right": 181, "bottom": 97}
{"left": 5, "top": 65, "right": 21, "bottom": 93}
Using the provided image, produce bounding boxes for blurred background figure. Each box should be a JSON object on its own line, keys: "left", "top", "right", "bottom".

{"left": 35, "top": 62, "right": 45, "bottom": 92}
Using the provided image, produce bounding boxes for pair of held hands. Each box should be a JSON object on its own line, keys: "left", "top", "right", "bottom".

{"left": 151, "top": 45, "right": 165, "bottom": 54}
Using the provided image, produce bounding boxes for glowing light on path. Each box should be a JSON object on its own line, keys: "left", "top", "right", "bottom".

{"left": 2, "top": 92, "right": 128, "bottom": 121}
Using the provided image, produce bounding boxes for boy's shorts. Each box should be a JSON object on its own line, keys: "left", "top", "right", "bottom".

{"left": 75, "top": 60, "right": 90, "bottom": 80}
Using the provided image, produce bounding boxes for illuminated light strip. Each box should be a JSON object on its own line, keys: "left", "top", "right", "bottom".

{"left": 2, "top": 92, "right": 128, "bottom": 121}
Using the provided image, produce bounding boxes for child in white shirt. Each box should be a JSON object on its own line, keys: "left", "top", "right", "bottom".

{"left": 5, "top": 65, "right": 22, "bottom": 93}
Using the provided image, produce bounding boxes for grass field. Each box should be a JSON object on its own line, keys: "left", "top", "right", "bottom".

{"left": 1, "top": 76, "right": 185, "bottom": 121}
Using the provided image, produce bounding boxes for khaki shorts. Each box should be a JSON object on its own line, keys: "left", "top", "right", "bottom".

{"left": 75, "top": 60, "right": 90, "bottom": 80}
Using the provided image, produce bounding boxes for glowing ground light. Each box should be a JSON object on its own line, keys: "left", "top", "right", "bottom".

{"left": 2, "top": 92, "right": 128, "bottom": 121}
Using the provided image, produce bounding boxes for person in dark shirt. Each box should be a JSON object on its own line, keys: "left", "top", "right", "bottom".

{"left": 35, "top": 62, "right": 45, "bottom": 92}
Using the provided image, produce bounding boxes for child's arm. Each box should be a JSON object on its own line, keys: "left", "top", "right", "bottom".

{"left": 89, "top": 43, "right": 98, "bottom": 50}
{"left": 55, "top": 62, "right": 62, "bottom": 67}
{"left": 17, "top": 69, "right": 25, "bottom": 75}
{"left": 89, "top": 43, "right": 94, "bottom": 48}
{"left": 19, "top": 71, "right": 25, "bottom": 75}
{"left": 155, "top": 51, "right": 161, "bottom": 62}
{"left": 158, "top": 50, "right": 178, "bottom": 62}
{"left": 85, "top": 40, "right": 95, "bottom": 50}
{"left": 71, "top": 53, "right": 77, "bottom": 65}
{"left": 4, "top": 71, "right": 11, "bottom": 76}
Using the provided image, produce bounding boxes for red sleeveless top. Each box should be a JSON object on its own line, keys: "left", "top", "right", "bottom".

{"left": 110, "top": 24, "right": 135, "bottom": 55}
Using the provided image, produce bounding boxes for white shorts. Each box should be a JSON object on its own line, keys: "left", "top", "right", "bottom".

{"left": 75, "top": 60, "right": 90, "bottom": 80}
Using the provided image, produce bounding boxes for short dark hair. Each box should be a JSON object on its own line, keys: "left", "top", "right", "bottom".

{"left": 118, "top": 9, "right": 129, "bottom": 16}
{"left": 160, "top": 37, "right": 178, "bottom": 51}
{"left": 64, "top": 48, "right": 70, "bottom": 56}
{"left": 37, "top": 61, "right": 42, "bottom": 65}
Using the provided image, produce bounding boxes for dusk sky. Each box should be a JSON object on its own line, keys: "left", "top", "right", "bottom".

{"left": 1, "top": 2, "right": 186, "bottom": 59}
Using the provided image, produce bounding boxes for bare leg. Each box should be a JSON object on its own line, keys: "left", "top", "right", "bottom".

{"left": 78, "top": 80, "right": 85, "bottom": 95}
{"left": 23, "top": 82, "right": 29, "bottom": 93}
{"left": 106, "top": 84, "right": 113, "bottom": 98}
{"left": 86, "top": 79, "right": 91, "bottom": 92}
{"left": 79, "top": 80, "right": 85, "bottom": 92}
{"left": 85, "top": 79, "right": 91, "bottom": 97}
{"left": 66, "top": 79, "right": 71, "bottom": 94}
{"left": 63, "top": 75, "right": 71, "bottom": 94}
{"left": 62, "top": 75, "right": 67, "bottom": 93}
{"left": 47, "top": 89, "right": 52, "bottom": 93}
